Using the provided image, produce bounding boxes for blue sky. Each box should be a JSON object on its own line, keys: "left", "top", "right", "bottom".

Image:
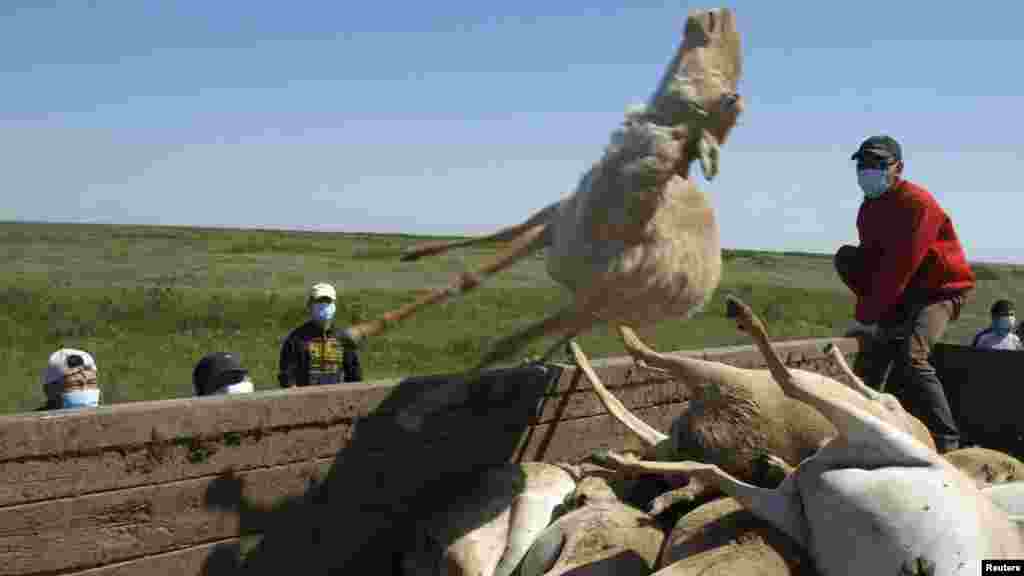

{"left": 3, "top": 2, "right": 1023, "bottom": 262}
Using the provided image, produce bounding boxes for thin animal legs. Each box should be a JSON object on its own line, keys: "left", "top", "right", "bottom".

{"left": 825, "top": 342, "right": 883, "bottom": 402}
{"left": 617, "top": 324, "right": 737, "bottom": 383}
{"left": 535, "top": 330, "right": 584, "bottom": 365}
{"left": 400, "top": 200, "right": 559, "bottom": 262}
{"left": 569, "top": 340, "right": 669, "bottom": 448}
{"left": 469, "top": 305, "right": 599, "bottom": 376}
{"left": 726, "top": 295, "right": 936, "bottom": 464}
{"left": 340, "top": 222, "right": 549, "bottom": 347}
{"left": 595, "top": 450, "right": 808, "bottom": 548}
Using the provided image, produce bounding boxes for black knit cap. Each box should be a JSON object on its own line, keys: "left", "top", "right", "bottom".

{"left": 991, "top": 299, "right": 1015, "bottom": 317}
{"left": 851, "top": 135, "right": 902, "bottom": 162}
{"left": 193, "top": 352, "right": 248, "bottom": 396}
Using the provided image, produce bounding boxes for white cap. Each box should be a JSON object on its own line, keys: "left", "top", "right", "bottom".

{"left": 309, "top": 282, "right": 336, "bottom": 302}
{"left": 42, "top": 348, "right": 97, "bottom": 387}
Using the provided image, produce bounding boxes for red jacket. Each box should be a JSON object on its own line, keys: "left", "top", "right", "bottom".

{"left": 848, "top": 179, "right": 975, "bottom": 324}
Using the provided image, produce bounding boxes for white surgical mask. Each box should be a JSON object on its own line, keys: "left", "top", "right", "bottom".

{"left": 62, "top": 388, "right": 101, "bottom": 409}
{"left": 312, "top": 302, "right": 336, "bottom": 324}
{"left": 994, "top": 315, "right": 1016, "bottom": 334}
{"left": 857, "top": 168, "right": 889, "bottom": 199}
{"left": 217, "top": 378, "right": 254, "bottom": 395}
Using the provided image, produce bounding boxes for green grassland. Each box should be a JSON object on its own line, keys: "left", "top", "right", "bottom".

{"left": 1, "top": 220, "right": 1020, "bottom": 415}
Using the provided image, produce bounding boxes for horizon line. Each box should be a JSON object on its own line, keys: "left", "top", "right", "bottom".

{"left": 3, "top": 218, "right": 1020, "bottom": 267}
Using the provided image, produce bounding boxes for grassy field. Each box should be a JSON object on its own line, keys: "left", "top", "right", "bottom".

{"left": 2, "top": 220, "right": 1021, "bottom": 415}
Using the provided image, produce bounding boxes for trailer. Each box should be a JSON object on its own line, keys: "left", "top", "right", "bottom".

{"left": 0, "top": 337, "right": 1016, "bottom": 575}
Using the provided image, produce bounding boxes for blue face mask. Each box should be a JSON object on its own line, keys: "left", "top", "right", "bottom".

{"left": 312, "top": 302, "right": 336, "bottom": 324}
{"left": 62, "top": 388, "right": 100, "bottom": 409}
{"left": 993, "top": 315, "right": 1016, "bottom": 334}
{"left": 857, "top": 168, "right": 889, "bottom": 199}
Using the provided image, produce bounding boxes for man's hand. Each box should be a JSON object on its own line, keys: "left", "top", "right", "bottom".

{"left": 844, "top": 320, "right": 879, "bottom": 339}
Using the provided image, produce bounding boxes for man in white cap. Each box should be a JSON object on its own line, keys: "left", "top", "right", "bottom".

{"left": 39, "top": 348, "right": 101, "bottom": 410}
{"left": 278, "top": 282, "right": 363, "bottom": 387}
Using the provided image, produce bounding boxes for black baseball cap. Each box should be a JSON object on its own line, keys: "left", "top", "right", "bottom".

{"left": 851, "top": 135, "right": 902, "bottom": 162}
{"left": 991, "top": 299, "right": 1015, "bottom": 317}
{"left": 193, "top": 352, "right": 248, "bottom": 396}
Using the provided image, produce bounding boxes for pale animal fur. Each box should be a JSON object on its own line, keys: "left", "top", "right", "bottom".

{"left": 652, "top": 496, "right": 818, "bottom": 576}
{"left": 823, "top": 341, "right": 936, "bottom": 450}
{"left": 338, "top": 8, "right": 745, "bottom": 431}
{"left": 944, "top": 447, "right": 1024, "bottom": 489}
{"left": 598, "top": 296, "right": 1024, "bottom": 576}
{"left": 403, "top": 462, "right": 576, "bottom": 576}
{"left": 518, "top": 474, "right": 665, "bottom": 576}
{"left": 979, "top": 481, "right": 1024, "bottom": 524}
{"left": 570, "top": 327, "right": 836, "bottom": 511}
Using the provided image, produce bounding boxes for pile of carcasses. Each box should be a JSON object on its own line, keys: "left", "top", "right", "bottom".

{"left": 400, "top": 298, "right": 1024, "bottom": 576}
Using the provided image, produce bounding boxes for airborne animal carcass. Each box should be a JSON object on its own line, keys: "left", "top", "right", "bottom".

{"left": 338, "top": 8, "right": 746, "bottom": 431}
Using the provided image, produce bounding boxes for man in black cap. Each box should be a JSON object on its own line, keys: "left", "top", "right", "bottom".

{"left": 193, "top": 352, "right": 255, "bottom": 396}
{"left": 835, "top": 134, "right": 976, "bottom": 453}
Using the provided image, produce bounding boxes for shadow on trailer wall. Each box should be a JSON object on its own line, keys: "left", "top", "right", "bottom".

{"left": 0, "top": 337, "right": 874, "bottom": 575}
{"left": 934, "top": 343, "right": 1024, "bottom": 458}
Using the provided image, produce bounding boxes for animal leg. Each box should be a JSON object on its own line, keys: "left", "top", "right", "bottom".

{"left": 633, "top": 361, "right": 672, "bottom": 377}
{"left": 825, "top": 342, "right": 883, "bottom": 402}
{"left": 726, "top": 295, "right": 936, "bottom": 464}
{"left": 617, "top": 325, "right": 741, "bottom": 384}
{"left": 340, "top": 222, "right": 549, "bottom": 347}
{"left": 569, "top": 340, "right": 670, "bottom": 448}
{"left": 469, "top": 305, "right": 599, "bottom": 376}
{"left": 595, "top": 450, "right": 808, "bottom": 548}
{"left": 648, "top": 480, "right": 719, "bottom": 516}
{"left": 535, "top": 330, "right": 584, "bottom": 365}
{"left": 400, "top": 200, "right": 559, "bottom": 262}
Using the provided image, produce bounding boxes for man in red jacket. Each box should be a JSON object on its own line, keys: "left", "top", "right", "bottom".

{"left": 835, "top": 135, "right": 975, "bottom": 453}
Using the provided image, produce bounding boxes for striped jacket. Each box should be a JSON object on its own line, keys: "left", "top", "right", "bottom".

{"left": 278, "top": 320, "right": 363, "bottom": 387}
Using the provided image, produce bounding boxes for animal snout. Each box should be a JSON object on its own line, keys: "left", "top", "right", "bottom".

{"left": 722, "top": 92, "right": 743, "bottom": 115}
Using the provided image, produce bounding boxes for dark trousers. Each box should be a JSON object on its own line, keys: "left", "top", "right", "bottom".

{"left": 834, "top": 245, "right": 968, "bottom": 452}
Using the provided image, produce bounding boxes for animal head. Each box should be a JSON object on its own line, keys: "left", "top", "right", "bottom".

{"left": 641, "top": 8, "right": 744, "bottom": 165}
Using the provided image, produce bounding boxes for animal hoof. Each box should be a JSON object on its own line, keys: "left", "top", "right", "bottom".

{"left": 396, "top": 409, "right": 424, "bottom": 433}
{"left": 647, "top": 496, "right": 686, "bottom": 517}
{"left": 724, "top": 295, "right": 743, "bottom": 318}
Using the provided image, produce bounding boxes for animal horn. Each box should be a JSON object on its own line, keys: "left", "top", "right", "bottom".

{"left": 568, "top": 341, "right": 669, "bottom": 448}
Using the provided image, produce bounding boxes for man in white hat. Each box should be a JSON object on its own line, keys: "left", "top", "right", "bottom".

{"left": 39, "top": 348, "right": 101, "bottom": 410}
{"left": 278, "top": 282, "right": 363, "bottom": 387}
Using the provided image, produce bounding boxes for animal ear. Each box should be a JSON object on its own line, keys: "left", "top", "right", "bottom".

{"left": 724, "top": 294, "right": 743, "bottom": 318}
{"left": 697, "top": 130, "right": 720, "bottom": 181}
